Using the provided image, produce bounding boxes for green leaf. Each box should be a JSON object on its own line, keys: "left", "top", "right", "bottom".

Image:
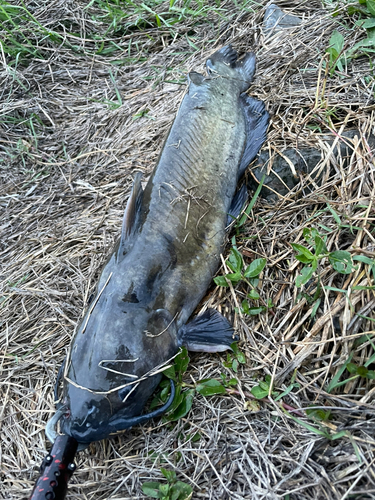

{"left": 360, "top": 18, "right": 375, "bottom": 28}
{"left": 232, "top": 358, "right": 239, "bottom": 373}
{"left": 331, "top": 430, "right": 348, "bottom": 440}
{"left": 165, "top": 389, "right": 195, "bottom": 422}
{"left": 367, "top": 0, "right": 375, "bottom": 16}
{"left": 226, "top": 271, "right": 242, "bottom": 284}
{"left": 329, "top": 30, "right": 345, "bottom": 53}
{"left": 175, "top": 347, "right": 189, "bottom": 377}
{"left": 247, "top": 306, "right": 265, "bottom": 315}
{"left": 170, "top": 481, "right": 193, "bottom": 500}
{"left": 248, "top": 289, "right": 260, "bottom": 300}
{"left": 159, "top": 483, "right": 170, "bottom": 496}
{"left": 236, "top": 351, "right": 246, "bottom": 364}
{"left": 366, "top": 370, "right": 375, "bottom": 379}
{"left": 303, "top": 228, "right": 319, "bottom": 245}
{"left": 311, "top": 298, "right": 321, "bottom": 318}
{"left": 142, "top": 482, "right": 163, "bottom": 498}
{"left": 251, "top": 385, "right": 268, "bottom": 399}
{"left": 346, "top": 363, "right": 358, "bottom": 374}
{"left": 329, "top": 251, "right": 356, "bottom": 274}
{"left": 291, "top": 243, "right": 314, "bottom": 261}
{"left": 214, "top": 276, "right": 229, "bottom": 287}
{"left": 296, "top": 266, "right": 314, "bottom": 287}
{"left": 163, "top": 365, "right": 176, "bottom": 381}
{"left": 296, "top": 254, "right": 314, "bottom": 264}
{"left": 314, "top": 235, "right": 326, "bottom": 256}
{"left": 287, "top": 414, "right": 330, "bottom": 438}
{"left": 237, "top": 174, "right": 265, "bottom": 227}
{"left": 357, "top": 366, "right": 368, "bottom": 377}
{"left": 161, "top": 468, "right": 176, "bottom": 482}
{"left": 243, "top": 258, "right": 267, "bottom": 278}
{"left": 196, "top": 379, "right": 226, "bottom": 397}
{"left": 327, "top": 353, "right": 353, "bottom": 393}
{"left": 241, "top": 299, "right": 250, "bottom": 314}
{"left": 227, "top": 247, "right": 243, "bottom": 273}
{"left": 306, "top": 408, "right": 331, "bottom": 421}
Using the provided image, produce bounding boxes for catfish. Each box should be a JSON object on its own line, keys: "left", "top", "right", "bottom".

{"left": 49, "top": 45, "right": 269, "bottom": 445}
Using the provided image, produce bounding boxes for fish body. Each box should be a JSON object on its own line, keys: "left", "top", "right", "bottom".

{"left": 58, "top": 46, "right": 269, "bottom": 444}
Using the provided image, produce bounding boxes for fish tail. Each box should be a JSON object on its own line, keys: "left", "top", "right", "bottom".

{"left": 206, "top": 45, "right": 256, "bottom": 92}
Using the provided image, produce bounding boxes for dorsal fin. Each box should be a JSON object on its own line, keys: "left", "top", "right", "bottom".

{"left": 118, "top": 172, "right": 143, "bottom": 258}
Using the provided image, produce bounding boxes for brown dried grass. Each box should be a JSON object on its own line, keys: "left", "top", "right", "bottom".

{"left": 1, "top": 1, "right": 375, "bottom": 499}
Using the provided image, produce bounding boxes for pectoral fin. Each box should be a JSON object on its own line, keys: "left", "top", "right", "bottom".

{"left": 226, "top": 184, "right": 248, "bottom": 227}
{"left": 238, "top": 95, "right": 269, "bottom": 177}
{"left": 118, "top": 172, "right": 143, "bottom": 257}
{"left": 179, "top": 309, "right": 234, "bottom": 352}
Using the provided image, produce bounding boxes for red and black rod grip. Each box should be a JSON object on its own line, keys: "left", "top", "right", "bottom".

{"left": 28, "top": 435, "right": 78, "bottom": 500}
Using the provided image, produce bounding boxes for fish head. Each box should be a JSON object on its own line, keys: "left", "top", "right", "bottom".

{"left": 59, "top": 299, "right": 179, "bottom": 443}
{"left": 206, "top": 45, "right": 256, "bottom": 92}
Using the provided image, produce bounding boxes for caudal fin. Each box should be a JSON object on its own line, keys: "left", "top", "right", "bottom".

{"left": 206, "top": 45, "right": 256, "bottom": 92}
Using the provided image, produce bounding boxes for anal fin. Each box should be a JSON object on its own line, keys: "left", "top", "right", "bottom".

{"left": 179, "top": 309, "right": 235, "bottom": 353}
{"left": 238, "top": 95, "right": 269, "bottom": 177}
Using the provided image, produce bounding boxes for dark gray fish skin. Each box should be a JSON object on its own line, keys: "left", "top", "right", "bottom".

{"left": 59, "top": 46, "right": 269, "bottom": 444}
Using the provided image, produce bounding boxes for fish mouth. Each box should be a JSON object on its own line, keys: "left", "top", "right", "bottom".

{"left": 46, "top": 379, "right": 175, "bottom": 446}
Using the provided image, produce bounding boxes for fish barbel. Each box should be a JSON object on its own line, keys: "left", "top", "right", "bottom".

{"left": 51, "top": 45, "right": 269, "bottom": 444}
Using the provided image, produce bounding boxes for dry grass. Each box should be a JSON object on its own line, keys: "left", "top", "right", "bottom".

{"left": 1, "top": 0, "right": 375, "bottom": 499}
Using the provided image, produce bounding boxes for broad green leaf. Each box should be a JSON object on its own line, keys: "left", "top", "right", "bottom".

{"left": 226, "top": 271, "right": 242, "bottom": 284}
{"left": 366, "top": 370, "right": 375, "bottom": 379}
{"left": 175, "top": 347, "right": 189, "bottom": 377}
{"left": 357, "top": 366, "right": 368, "bottom": 377}
{"left": 306, "top": 408, "right": 331, "bottom": 421}
{"left": 361, "top": 18, "right": 375, "bottom": 28}
{"left": 346, "top": 363, "right": 358, "bottom": 374}
{"left": 170, "top": 481, "right": 193, "bottom": 500}
{"left": 196, "top": 379, "right": 226, "bottom": 397}
{"left": 236, "top": 351, "right": 246, "bottom": 364}
{"left": 163, "top": 365, "right": 176, "bottom": 381}
{"left": 142, "top": 482, "right": 163, "bottom": 498}
{"left": 303, "top": 227, "right": 320, "bottom": 245}
{"left": 168, "top": 389, "right": 195, "bottom": 421}
{"left": 291, "top": 243, "right": 314, "bottom": 261}
{"left": 161, "top": 468, "right": 176, "bottom": 482}
{"left": 296, "top": 266, "right": 314, "bottom": 287}
{"left": 214, "top": 275, "right": 229, "bottom": 287}
{"left": 248, "top": 289, "right": 260, "bottom": 300}
{"left": 314, "top": 235, "right": 326, "bottom": 256}
{"left": 329, "top": 250, "right": 356, "bottom": 274}
{"left": 251, "top": 385, "right": 268, "bottom": 399}
{"left": 247, "top": 306, "right": 265, "bottom": 315}
{"left": 227, "top": 247, "right": 243, "bottom": 273}
{"left": 296, "top": 254, "right": 314, "bottom": 264}
{"left": 232, "top": 358, "right": 239, "bottom": 372}
{"left": 241, "top": 299, "right": 250, "bottom": 314}
{"left": 159, "top": 483, "right": 170, "bottom": 496}
{"left": 367, "top": 0, "right": 375, "bottom": 16}
{"left": 243, "top": 258, "right": 267, "bottom": 278}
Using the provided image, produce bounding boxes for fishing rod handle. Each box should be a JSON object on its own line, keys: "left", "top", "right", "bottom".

{"left": 28, "top": 434, "right": 78, "bottom": 500}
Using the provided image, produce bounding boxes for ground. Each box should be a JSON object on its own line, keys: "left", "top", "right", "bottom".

{"left": 1, "top": 1, "right": 375, "bottom": 499}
